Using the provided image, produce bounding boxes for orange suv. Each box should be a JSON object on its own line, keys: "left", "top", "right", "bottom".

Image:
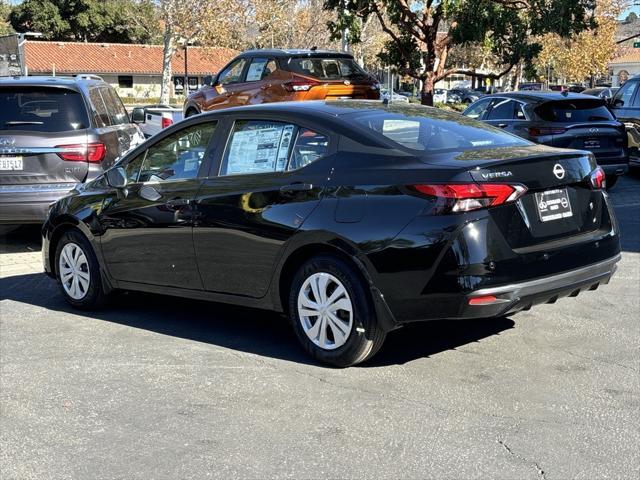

{"left": 183, "top": 49, "right": 380, "bottom": 116}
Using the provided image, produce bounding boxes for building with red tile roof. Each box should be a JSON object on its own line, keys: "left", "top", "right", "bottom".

{"left": 24, "top": 41, "right": 237, "bottom": 97}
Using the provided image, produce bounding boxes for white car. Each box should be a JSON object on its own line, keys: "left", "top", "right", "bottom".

{"left": 380, "top": 89, "right": 409, "bottom": 103}
{"left": 433, "top": 88, "right": 447, "bottom": 103}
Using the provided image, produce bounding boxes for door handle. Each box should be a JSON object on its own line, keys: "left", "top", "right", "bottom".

{"left": 280, "top": 183, "right": 313, "bottom": 194}
{"left": 260, "top": 83, "right": 272, "bottom": 90}
{"left": 497, "top": 123, "right": 508, "bottom": 128}
{"left": 166, "top": 197, "right": 191, "bottom": 206}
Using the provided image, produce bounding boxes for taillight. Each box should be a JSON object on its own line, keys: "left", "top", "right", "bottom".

{"left": 56, "top": 143, "right": 106, "bottom": 163}
{"left": 528, "top": 127, "right": 567, "bottom": 137}
{"left": 589, "top": 166, "right": 606, "bottom": 189}
{"left": 161, "top": 117, "right": 173, "bottom": 129}
{"left": 283, "top": 75, "right": 320, "bottom": 92}
{"left": 410, "top": 183, "right": 527, "bottom": 213}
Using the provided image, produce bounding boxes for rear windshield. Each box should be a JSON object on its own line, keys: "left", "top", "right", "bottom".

{"left": 351, "top": 107, "right": 529, "bottom": 153}
{"left": 287, "top": 57, "right": 368, "bottom": 80}
{"left": 535, "top": 99, "right": 614, "bottom": 122}
{"left": 0, "top": 87, "right": 90, "bottom": 132}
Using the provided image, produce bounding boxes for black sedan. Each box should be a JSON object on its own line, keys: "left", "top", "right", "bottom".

{"left": 462, "top": 92, "right": 629, "bottom": 188}
{"left": 42, "top": 101, "right": 621, "bottom": 366}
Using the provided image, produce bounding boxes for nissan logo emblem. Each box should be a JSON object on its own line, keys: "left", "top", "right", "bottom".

{"left": 0, "top": 137, "right": 16, "bottom": 147}
{"left": 553, "top": 163, "right": 566, "bottom": 179}
{"left": 589, "top": 128, "right": 599, "bottom": 134}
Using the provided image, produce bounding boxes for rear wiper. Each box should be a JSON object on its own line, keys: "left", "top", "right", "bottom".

{"left": 4, "top": 121, "right": 44, "bottom": 126}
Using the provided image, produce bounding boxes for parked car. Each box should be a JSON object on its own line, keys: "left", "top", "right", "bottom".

{"left": 608, "top": 75, "right": 640, "bottom": 169}
{"left": 43, "top": 100, "right": 621, "bottom": 366}
{"left": 447, "top": 88, "right": 482, "bottom": 104}
{"left": 433, "top": 88, "right": 447, "bottom": 103}
{"left": 130, "top": 105, "right": 184, "bottom": 138}
{"left": 582, "top": 87, "right": 619, "bottom": 101}
{"left": 0, "top": 75, "right": 144, "bottom": 225}
{"left": 462, "top": 92, "right": 629, "bottom": 188}
{"left": 380, "top": 88, "right": 409, "bottom": 103}
{"left": 183, "top": 49, "right": 380, "bottom": 116}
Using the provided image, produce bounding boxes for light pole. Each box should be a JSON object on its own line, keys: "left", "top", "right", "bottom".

{"left": 17, "top": 32, "right": 43, "bottom": 76}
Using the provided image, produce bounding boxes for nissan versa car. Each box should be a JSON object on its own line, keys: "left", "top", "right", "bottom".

{"left": 462, "top": 92, "right": 629, "bottom": 188}
{"left": 43, "top": 101, "right": 621, "bottom": 367}
{"left": 183, "top": 49, "right": 380, "bottom": 116}
{"left": 0, "top": 75, "right": 143, "bottom": 225}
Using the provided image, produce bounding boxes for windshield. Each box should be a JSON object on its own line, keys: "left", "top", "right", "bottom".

{"left": 0, "top": 87, "right": 90, "bottom": 132}
{"left": 350, "top": 105, "right": 530, "bottom": 153}
{"left": 535, "top": 99, "right": 614, "bottom": 122}
{"left": 287, "top": 57, "right": 369, "bottom": 80}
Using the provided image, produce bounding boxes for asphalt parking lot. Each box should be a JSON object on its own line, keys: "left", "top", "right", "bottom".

{"left": 1, "top": 175, "right": 639, "bottom": 480}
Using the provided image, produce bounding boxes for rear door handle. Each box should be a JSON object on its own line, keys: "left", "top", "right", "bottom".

{"left": 497, "top": 123, "right": 508, "bottom": 128}
{"left": 260, "top": 83, "right": 272, "bottom": 90}
{"left": 280, "top": 183, "right": 313, "bottom": 194}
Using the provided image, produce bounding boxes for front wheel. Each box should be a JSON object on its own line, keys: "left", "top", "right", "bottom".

{"left": 288, "top": 255, "right": 386, "bottom": 367}
{"left": 55, "top": 230, "right": 107, "bottom": 309}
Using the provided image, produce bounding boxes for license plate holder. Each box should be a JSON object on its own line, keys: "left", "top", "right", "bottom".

{"left": 535, "top": 188, "right": 573, "bottom": 222}
{"left": 584, "top": 138, "right": 601, "bottom": 149}
{"left": 0, "top": 156, "right": 23, "bottom": 171}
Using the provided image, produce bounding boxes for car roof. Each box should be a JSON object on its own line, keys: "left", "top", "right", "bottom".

{"left": 478, "top": 91, "right": 603, "bottom": 103}
{"left": 0, "top": 75, "right": 106, "bottom": 89}
{"left": 236, "top": 49, "right": 353, "bottom": 59}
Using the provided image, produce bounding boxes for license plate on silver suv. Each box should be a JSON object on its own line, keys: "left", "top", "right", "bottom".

{"left": 0, "top": 156, "right": 23, "bottom": 171}
{"left": 535, "top": 188, "right": 573, "bottom": 222}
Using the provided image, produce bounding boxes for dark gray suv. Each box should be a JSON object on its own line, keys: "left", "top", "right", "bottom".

{"left": 0, "top": 76, "right": 143, "bottom": 224}
{"left": 463, "top": 92, "right": 629, "bottom": 188}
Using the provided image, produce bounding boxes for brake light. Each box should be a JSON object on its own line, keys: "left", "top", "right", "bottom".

{"left": 469, "top": 295, "right": 498, "bottom": 305}
{"left": 589, "top": 166, "right": 606, "bottom": 189}
{"left": 283, "top": 75, "right": 320, "bottom": 92}
{"left": 161, "top": 117, "right": 173, "bottom": 129}
{"left": 55, "top": 143, "right": 106, "bottom": 163}
{"left": 528, "top": 127, "right": 567, "bottom": 136}
{"left": 411, "top": 183, "right": 527, "bottom": 213}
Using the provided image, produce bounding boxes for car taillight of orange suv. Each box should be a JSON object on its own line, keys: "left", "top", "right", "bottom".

{"left": 184, "top": 49, "right": 381, "bottom": 116}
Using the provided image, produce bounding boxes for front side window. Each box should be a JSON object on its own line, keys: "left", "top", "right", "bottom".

{"left": 221, "top": 121, "right": 295, "bottom": 176}
{"left": 134, "top": 122, "right": 216, "bottom": 183}
{"left": 218, "top": 59, "right": 247, "bottom": 85}
{"left": 486, "top": 99, "right": 525, "bottom": 120}
{"left": 463, "top": 98, "right": 492, "bottom": 119}
{"left": 611, "top": 80, "right": 638, "bottom": 108}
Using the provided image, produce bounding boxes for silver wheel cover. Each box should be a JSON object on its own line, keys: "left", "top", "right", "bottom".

{"left": 297, "top": 272, "right": 353, "bottom": 350}
{"left": 58, "top": 242, "right": 90, "bottom": 300}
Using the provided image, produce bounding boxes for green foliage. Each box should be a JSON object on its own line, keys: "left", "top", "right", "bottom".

{"left": 9, "top": 0, "right": 159, "bottom": 43}
{"left": 0, "top": 0, "right": 13, "bottom": 35}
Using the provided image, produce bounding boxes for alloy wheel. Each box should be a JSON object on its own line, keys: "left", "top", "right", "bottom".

{"left": 297, "top": 272, "right": 353, "bottom": 350}
{"left": 58, "top": 242, "right": 90, "bottom": 300}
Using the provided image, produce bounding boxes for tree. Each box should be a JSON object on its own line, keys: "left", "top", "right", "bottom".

{"left": 0, "top": 0, "right": 13, "bottom": 36}
{"left": 9, "top": 0, "right": 159, "bottom": 43}
{"left": 537, "top": 0, "right": 625, "bottom": 85}
{"left": 324, "top": 0, "right": 597, "bottom": 105}
{"left": 623, "top": 11, "right": 637, "bottom": 22}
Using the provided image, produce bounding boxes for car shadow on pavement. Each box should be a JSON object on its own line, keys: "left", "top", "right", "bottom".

{"left": 0, "top": 226, "right": 42, "bottom": 254}
{"left": 1, "top": 271, "right": 515, "bottom": 368}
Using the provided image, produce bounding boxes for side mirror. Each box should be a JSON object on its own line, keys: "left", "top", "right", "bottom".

{"left": 204, "top": 75, "right": 214, "bottom": 86}
{"left": 131, "top": 107, "right": 145, "bottom": 123}
{"left": 105, "top": 166, "right": 127, "bottom": 188}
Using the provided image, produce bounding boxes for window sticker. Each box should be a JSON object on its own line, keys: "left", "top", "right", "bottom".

{"left": 226, "top": 124, "right": 293, "bottom": 175}
{"left": 246, "top": 59, "right": 268, "bottom": 81}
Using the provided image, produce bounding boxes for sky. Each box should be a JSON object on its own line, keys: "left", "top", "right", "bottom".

{"left": 619, "top": 4, "right": 640, "bottom": 19}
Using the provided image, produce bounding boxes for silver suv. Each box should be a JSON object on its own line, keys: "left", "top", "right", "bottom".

{"left": 0, "top": 75, "right": 143, "bottom": 224}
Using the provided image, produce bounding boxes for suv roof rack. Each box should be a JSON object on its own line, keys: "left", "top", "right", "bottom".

{"left": 75, "top": 74, "right": 103, "bottom": 81}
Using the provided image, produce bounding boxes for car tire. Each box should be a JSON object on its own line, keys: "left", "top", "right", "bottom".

{"left": 288, "top": 254, "right": 386, "bottom": 367}
{"left": 605, "top": 175, "right": 618, "bottom": 190}
{"left": 55, "top": 229, "right": 107, "bottom": 310}
{"left": 185, "top": 108, "right": 199, "bottom": 118}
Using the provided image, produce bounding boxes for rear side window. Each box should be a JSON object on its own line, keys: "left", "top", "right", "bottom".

{"left": 486, "top": 99, "right": 526, "bottom": 120}
{"left": 0, "top": 87, "right": 90, "bottom": 132}
{"left": 463, "top": 98, "right": 492, "bottom": 119}
{"left": 535, "top": 99, "right": 614, "bottom": 122}
{"left": 245, "top": 58, "right": 277, "bottom": 82}
{"left": 100, "top": 87, "right": 129, "bottom": 125}
{"left": 287, "top": 57, "right": 367, "bottom": 80}
{"left": 89, "top": 88, "right": 110, "bottom": 127}
{"left": 352, "top": 110, "right": 529, "bottom": 152}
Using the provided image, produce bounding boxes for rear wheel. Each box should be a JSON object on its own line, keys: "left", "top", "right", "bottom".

{"left": 185, "top": 108, "right": 199, "bottom": 118}
{"left": 55, "top": 230, "right": 106, "bottom": 309}
{"left": 288, "top": 255, "right": 386, "bottom": 367}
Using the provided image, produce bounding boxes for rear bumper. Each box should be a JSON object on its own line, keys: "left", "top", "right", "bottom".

{"left": 600, "top": 163, "right": 628, "bottom": 176}
{"left": 0, "top": 184, "right": 76, "bottom": 224}
{"left": 458, "top": 254, "right": 620, "bottom": 319}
